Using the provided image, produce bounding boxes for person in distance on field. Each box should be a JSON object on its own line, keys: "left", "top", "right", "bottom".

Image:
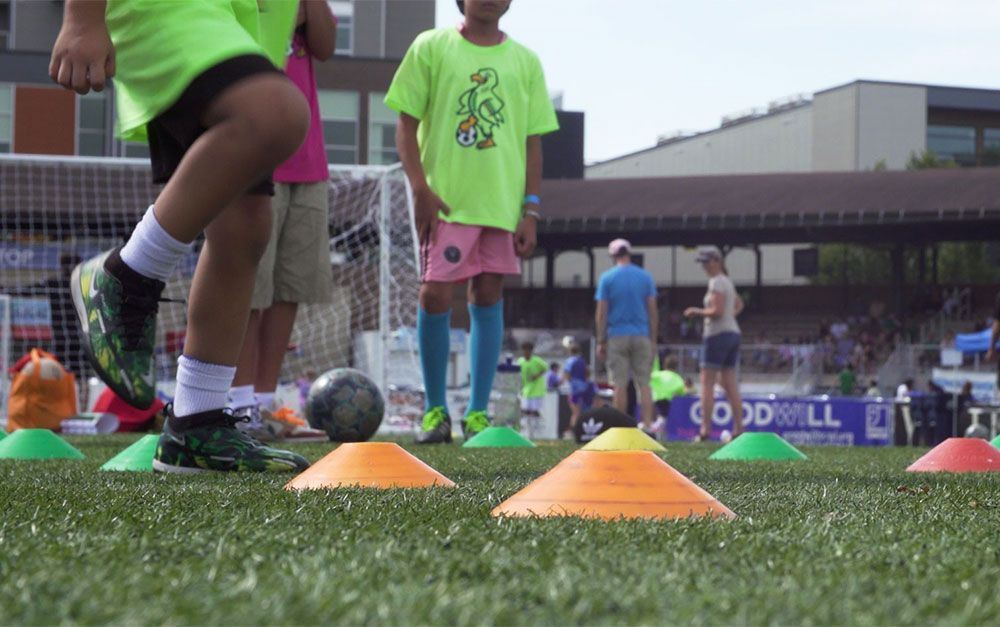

{"left": 684, "top": 246, "right": 744, "bottom": 442}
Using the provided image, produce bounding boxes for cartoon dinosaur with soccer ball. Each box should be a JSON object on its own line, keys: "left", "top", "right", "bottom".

{"left": 456, "top": 67, "right": 504, "bottom": 149}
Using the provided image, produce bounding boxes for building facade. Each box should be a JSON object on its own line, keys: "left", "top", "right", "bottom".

{"left": 587, "top": 80, "right": 1000, "bottom": 179}
{"left": 0, "top": 0, "right": 435, "bottom": 164}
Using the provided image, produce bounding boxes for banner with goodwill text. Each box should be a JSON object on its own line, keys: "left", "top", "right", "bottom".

{"left": 666, "top": 395, "right": 893, "bottom": 446}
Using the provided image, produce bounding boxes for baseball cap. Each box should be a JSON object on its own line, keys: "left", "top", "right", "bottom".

{"left": 608, "top": 238, "right": 632, "bottom": 257}
{"left": 695, "top": 246, "right": 723, "bottom": 262}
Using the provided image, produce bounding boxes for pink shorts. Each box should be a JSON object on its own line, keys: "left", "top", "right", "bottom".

{"left": 421, "top": 221, "right": 520, "bottom": 283}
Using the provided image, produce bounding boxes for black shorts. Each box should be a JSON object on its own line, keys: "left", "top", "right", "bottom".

{"left": 147, "top": 54, "right": 281, "bottom": 195}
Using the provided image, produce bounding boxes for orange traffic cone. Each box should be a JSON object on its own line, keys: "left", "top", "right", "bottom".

{"left": 491, "top": 450, "right": 734, "bottom": 521}
{"left": 284, "top": 442, "right": 456, "bottom": 490}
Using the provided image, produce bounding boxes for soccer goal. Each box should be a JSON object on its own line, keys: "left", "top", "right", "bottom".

{"left": 0, "top": 154, "right": 421, "bottom": 432}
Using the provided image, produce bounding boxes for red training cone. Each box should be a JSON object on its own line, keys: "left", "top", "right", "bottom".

{"left": 906, "top": 437, "right": 1000, "bottom": 473}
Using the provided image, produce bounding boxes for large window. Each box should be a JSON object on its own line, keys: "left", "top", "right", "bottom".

{"left": 329, "top": 1, "right": 353, "bottom": 55}
{"left": 0, "top": 84, "right": 10, "bottom": 153}
{"left": 77, "top": 91, "right": 109, "bottom": 156}
{"left": 368, "top": 92, "right": 398, "bottom": 165}
{"left": 984, "top": 128, "right": 1000, "bottom": 166}
{"left": 926, "top": 125, "right": 976, "bottom": 166}
{"left": 318, "top": 89, "right": 358, "bottom": 164}
{"left": 0, "top": 2, "right": 9, "bottom": 50}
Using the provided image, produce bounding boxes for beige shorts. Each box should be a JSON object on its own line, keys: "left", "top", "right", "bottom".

{"left": 252, "top": 180, "right": 333, "bottom": 309}
{"left": 606, "top": 335, "right": 654, "bottom": 387}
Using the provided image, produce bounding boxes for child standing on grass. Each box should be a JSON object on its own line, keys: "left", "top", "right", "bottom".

{"left": 227, "top": 0, "right": 336, "bottom": 443}
{"left": 516, "top": 340, "right": 548, "bottom": 432}
{"left": 51, "top": 0, "right": 311, "bottom": 473}
{"left": 385, "top": 0, "right": 559, "bottom": 443}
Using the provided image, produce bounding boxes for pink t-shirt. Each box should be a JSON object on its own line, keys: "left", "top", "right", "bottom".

{"left": 273, "top": 29, "right": 329, "bottom": 183}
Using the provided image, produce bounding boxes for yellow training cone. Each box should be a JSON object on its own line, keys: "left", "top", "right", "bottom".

{"left": 491, "top": 450, "right": 734, "bottom": 521}
{"left": 284, "top": 442, "right": 456, "bottom": 490}
{"left": 582, "top": 427, "right": 666, "bottom": 452}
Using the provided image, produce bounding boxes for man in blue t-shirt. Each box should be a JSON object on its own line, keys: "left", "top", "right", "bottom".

{"left": 595, "top": 238, "right": 658, "bottom": 431}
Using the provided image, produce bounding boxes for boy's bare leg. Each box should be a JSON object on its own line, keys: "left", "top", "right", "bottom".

{"left": 232, "top": 310, "right": 263, "bottom": 388}
{"left": 153, "top": 74, "right": 309, "bottom": 243}
{"left": 185, "top": 195, "right": 272, "bottom": 368}
{"left": 254, "top": 302, "right": 299, "bottom": 393}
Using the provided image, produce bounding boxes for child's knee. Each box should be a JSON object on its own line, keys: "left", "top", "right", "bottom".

{"left": 215, "top": 78, "right": 310, "bottom": 167}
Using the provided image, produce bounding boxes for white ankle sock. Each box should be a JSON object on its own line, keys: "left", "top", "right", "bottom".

{"left": 173, "top": 355, "right": 236, "bottom": 418}
{"left": 255, "top": 391, "right": 276, "bottom": 410}
{"left": 120, "top": 205, "right": 191, "bottom": 282}
{"left": 227, "top": 384, "right": 256, "bottom": 410}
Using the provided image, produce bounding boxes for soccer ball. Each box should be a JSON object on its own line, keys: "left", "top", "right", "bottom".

{"left": 964, "top": 423, "right": 990, "bottom": 440}
{"left": 305, "top": 368, "right": 385, "bottom": 442}
{"left": 456, "top": 124, "right": 477, "bottom": 147}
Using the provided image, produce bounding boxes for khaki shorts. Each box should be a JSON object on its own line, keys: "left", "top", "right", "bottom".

{"left": 606, "top": 335, "right": 654, "bottom": 387}
{"left": 252, "top": 180, "right": 333, "bottom": 309}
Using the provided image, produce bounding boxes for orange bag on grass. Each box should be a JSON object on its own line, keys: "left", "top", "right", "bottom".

{"left": 6, "top": 348, "right": 77, "bottom": 432}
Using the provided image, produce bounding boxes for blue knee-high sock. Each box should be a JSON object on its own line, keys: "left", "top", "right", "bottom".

{"left": 467, "top": 300, "right": 503, "bottom": 416}
{"left": 418, "top": 308, "right": 451, "bottom": 412}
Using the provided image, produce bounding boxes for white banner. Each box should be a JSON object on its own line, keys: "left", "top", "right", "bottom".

{"left": 931, "top": 368, "right": 998, "bottom": 402}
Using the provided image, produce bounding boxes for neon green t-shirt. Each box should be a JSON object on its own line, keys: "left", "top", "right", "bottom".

{"left": 650, "top": 369, "right": 686, "bottom": 402}
{"left": 517, "top": 355, "right": 548, "bottom": 399}
{"left": 106, "top": 0, "right": 297, "bottom": 142}
{"left": 384, "top": 27, "right": 560, "bottom": 232}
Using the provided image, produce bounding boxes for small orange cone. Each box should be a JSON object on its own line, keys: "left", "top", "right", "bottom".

{"left": 284, "top": 442, "right": 456, "bottom": 490}
{"left": 491, "top": 450, "right": 734, "bottom": 521}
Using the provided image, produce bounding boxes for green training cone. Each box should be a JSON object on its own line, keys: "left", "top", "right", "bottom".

{"left": 0, "top": 429, "right": 85, "bottom": 460}
{"left": 463, "top": 426, "right": 537, "bottom": 448}
{"left": 709, "top": 431, "right": 807, "bottom": 460}
{"left": 990, "top": 434, "right": 1000, "bottom": 450}
{"left": 582, "top": 427, "right": 666, "bottom": 452}
{"left": 100, "top": 434, "right": 159, "bottom": 471}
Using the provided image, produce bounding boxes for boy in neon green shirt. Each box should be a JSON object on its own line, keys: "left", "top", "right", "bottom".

{"left": 386, "top": 0, "right": 559, "bottom": 444}
{"left": 50, "top": 0, "right": 311, "bottom": 473}
{"left": 517, "top": 341, "right": 548, "bottom": 429}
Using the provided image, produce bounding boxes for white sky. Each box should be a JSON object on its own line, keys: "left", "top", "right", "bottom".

{"left": 434, "top": 0, "right": 1000, "bottom": 164}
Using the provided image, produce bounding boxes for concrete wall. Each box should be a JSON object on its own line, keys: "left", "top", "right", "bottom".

{"left": 385, "top": 0, "right": 434, "bottom": 59}
{"left": 586, "top": 105, "right": 813, "bottom": 179}
{"left": 9, "top": 0, "right": 60, "bottom": 53}
{"left": 856, "top": 82, "right": 926, "bottom": 170}
{"left": 811, "top": 83, "right": 858, "bottom": 171}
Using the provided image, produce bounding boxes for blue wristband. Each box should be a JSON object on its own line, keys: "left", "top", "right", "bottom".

{"left": 524, "top": 194, "right": 540, "bottom": 205}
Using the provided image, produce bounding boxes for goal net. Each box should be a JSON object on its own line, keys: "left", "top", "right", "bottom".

{"left": 0, "top": 155, "right": 421, "bottom": 433}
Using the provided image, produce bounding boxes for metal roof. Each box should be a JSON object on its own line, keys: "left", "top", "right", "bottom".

{"left": 538, "top": 169, "right": 1000, "bottom": 248}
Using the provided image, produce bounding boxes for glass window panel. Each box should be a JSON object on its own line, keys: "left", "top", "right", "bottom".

{"left": 380, "top": 125, "right": 395, "bottom": 149}
{"left": 0, "top": 116, "right": 10, "bottom": 142}
{"left": 984, "top": 128, "right": 1000, "bottom": 145}
{"left": 327, "top": 148, "right": 356, "bottom": 164}
{"left": 317, "top": 90, "right": 358, "bottom": 119}
{"left": 78, "top": 132, "right": 105, "bottom": 156}
{"left": 336, "top": 20, "right": 351, "bottom": 53}
{"left": 323, "top": 120, "right": 356, "bottom": 145}
{"left": 368, "top": 92, "right": 396, "bottom": 124}
{"left": 371, "top": 148, "right": 399, "bottom": 166}
{"left": 79, "top": 98, "right": 105, "bottom": 130}
{"left": 0, "top": 141, "right": 8, "bottom": 153}
{"left": 0, "top": 85, "right": 10, "bottom": 114}
{"left": 927, "top": 125, "right": 975, "bottom": 164}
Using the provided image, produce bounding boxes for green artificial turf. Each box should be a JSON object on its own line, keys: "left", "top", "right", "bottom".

{"left": 2, "top": 435, "right": 999, "bottom": 625}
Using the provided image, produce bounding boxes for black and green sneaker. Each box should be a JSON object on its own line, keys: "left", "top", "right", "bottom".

{"left": 153, "top": 406, "right": 309, "bottom": 474}
{"left": 415, "top": 406, "right": 452, "bottom": 444}
{"left": 462, "top": 410, "right": 490, "bottom": 441}
{"left": 70, "top": 247, "right": 163, "bottom": 409}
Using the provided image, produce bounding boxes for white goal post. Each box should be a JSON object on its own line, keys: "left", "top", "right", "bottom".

{"left": 0, "top": 154, "right": 421, "bottom": 431}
